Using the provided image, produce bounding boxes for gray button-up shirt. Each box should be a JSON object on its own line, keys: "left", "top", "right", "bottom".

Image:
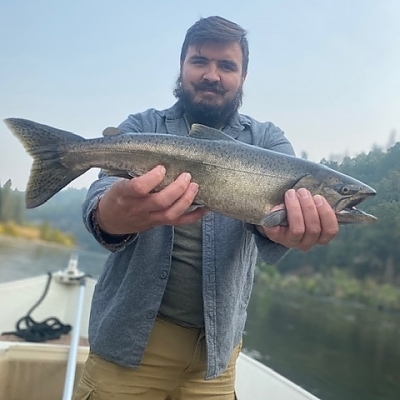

{"left": 82, "top": 102, "right": 295, "bottom": 379}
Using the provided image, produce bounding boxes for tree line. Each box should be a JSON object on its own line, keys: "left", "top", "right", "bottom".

{"left": 0, "top": 179, "right": 76, "bottom": 246}
{"left": 0, "top": 179, "right": 24, "bottom": 224}
{"left": 276, "top": 142, "right": 400, "bottom": 285}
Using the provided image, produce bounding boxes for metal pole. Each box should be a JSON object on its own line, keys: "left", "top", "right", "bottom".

{"left": 62, "top": 278, "right": 86, "bottom": 400}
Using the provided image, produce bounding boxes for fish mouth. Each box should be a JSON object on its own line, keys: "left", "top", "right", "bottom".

{"left": 334, "top": 196, "right": 377, "bottom": 224}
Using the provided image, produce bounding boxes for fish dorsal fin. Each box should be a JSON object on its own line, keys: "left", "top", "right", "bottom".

{"left": 189, "top": 124, "right": 235, "bottom": 141}
{"left": 102, "top": 127, "right": 122, "bottom": 137}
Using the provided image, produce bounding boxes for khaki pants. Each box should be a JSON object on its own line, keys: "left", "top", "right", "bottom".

{"left": 73, "top": 317, "right": 241, "bottom": 399}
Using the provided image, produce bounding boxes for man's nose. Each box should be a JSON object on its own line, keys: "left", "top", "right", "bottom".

{"left": 203, "top": 64, "right": 220, "bottom": 82}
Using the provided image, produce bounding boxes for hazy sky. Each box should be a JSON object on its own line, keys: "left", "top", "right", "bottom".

{"left": 1, "top": 0, "right": 399, "bottom": 191}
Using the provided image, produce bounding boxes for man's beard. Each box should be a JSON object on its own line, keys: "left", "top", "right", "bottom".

{"left": 173, "top": 76, "right": 243, "bottom": 127}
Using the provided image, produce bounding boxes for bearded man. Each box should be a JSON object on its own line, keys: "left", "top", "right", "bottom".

{"left": 73, "top": 15, "right": 338, "bottom": 400}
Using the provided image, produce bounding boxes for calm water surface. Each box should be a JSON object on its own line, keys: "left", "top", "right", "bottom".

{"left": 245, "top": 279, "right": 400, "bottom": 400}
{"left": 0, "top": 236, "right": 107, "bottom": 283}
{"left": 1, "top": 237, "right": 399, "bottom": 400}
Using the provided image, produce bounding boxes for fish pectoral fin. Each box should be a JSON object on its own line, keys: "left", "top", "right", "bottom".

{"left": 186, "top": 204, "right": 205, "bottom": 213}
{"left": 103, "top": 169, "right": 135, "bottom": 179}
{"left": 102, "top": 127, "right": 122, "bottom": 137}
{"left": 260, "top": 209, "right": 288, "bottom": 227}
{"left": 189, "top": 124, "right": 235, "bottom": 141}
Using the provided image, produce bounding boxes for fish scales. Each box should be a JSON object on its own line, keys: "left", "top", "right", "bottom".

{"left": 60, "top": 134, "right": 306, "bottom": 222}
{"left": 4, "top": 118, "right": 377, "bottom": 226}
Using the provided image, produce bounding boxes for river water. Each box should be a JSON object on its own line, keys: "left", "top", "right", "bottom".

{"left": 1, "top": 237, "right": 399, "bottom": 400}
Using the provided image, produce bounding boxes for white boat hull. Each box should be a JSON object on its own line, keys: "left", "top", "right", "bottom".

{"left": 0, "top": 264, "right": 320, "bottom": 400}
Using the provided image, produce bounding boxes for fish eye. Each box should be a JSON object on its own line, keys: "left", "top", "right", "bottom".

{"left": 340, "top": 185, "right": 357, "bottom": 195}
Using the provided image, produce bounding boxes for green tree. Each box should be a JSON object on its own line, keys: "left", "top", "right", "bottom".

{"left": 0, "top": 179, "right": 12, "bottom": 222}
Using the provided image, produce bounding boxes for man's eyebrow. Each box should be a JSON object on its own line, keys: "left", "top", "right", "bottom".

{"left": 189, "top": 55, "right": 237, "bottom": 65}
{"left": 188, "top": 55, "right": 208, "bottom": 61}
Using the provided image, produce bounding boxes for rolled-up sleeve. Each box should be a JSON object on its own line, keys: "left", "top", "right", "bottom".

{"left": 81, "top": 112, "right": 148, "bottom": 251}
{"left": 82, "top": 174, "right": 138, "bottom": 252}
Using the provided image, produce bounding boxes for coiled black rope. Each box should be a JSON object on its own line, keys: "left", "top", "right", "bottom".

{"left": 2, "top": 272, "right": 72, "bottom": 342}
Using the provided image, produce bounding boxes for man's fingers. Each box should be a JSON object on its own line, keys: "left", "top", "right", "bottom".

{"left": 294, "top": 188, "right": 322, "bottom": 249}
{"left": 313, "top": 195, "right": 339, "bottom": 245}
{"left": 128, "top": 165, "right": 166, "bottom": 197}
{"left": 284, "top": 189, "right": 306, "bottom": 243}
{"left": 150, "top": 182, "right": 200, "bottom": 223}
{"left": 287, "top": 191, "right": 338, "bottom": 250}
{"left": 127, "top": 168, "right": 197, "bottom": 215}
{"left": 150, "top": 173, "right": 193, "bottom": 210}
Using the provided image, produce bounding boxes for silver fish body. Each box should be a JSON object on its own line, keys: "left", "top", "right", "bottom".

{"left": 4, "top": 118, "right": 377, "bottom": 226}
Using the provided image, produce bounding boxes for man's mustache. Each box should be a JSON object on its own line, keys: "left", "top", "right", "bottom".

{"left": 194, "top": 81, "right": 226, "bottom": 95}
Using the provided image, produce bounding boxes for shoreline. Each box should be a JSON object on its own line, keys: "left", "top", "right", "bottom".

{"left": 0, "top": 234, "right": 76, "bottom": 250}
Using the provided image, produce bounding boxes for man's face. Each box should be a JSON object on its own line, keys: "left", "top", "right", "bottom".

{"left": 175, "top": 41, "right": 247, "bottom": 127}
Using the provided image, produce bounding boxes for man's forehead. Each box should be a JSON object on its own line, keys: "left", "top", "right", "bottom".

{"left": 186, "top": 41, "right": 243, "bottom": 61}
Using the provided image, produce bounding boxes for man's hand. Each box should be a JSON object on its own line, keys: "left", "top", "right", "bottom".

{"left": 258, "top": 188, "right": 339, "bottom": 251}
{"left": 95, "top": 165, "right": 207, "bottom": 235}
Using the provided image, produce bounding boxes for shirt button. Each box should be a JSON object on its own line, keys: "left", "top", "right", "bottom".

{"left": 160, "top": 270, "right": 168, "bottom": 279}
{"left": 146, "top": 311, "right": 155, "bottom": 319}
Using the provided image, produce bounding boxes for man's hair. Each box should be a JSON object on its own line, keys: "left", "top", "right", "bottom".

{"left": 180, "top": 16, "right": 249, "bottom": 74}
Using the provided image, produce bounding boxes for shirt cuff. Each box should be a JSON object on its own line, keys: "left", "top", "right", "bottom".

{"left": 90, "top": 197, "right": 137, "bottom": 251}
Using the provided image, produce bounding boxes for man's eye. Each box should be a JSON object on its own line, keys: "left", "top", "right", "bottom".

{"left": 220, "top": 62, "right": 237, "bottom": 72}
{"left": 192, "top": 59, "right": 207, "bottom": 66}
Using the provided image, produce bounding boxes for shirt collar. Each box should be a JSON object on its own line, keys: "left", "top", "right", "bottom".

{"left": 165, "top": 101, "right": 251, "bottom": 139}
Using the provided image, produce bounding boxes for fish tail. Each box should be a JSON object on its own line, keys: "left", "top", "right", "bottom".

{"left": 4, "top": 118, "right": 89, "bottom": 208}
